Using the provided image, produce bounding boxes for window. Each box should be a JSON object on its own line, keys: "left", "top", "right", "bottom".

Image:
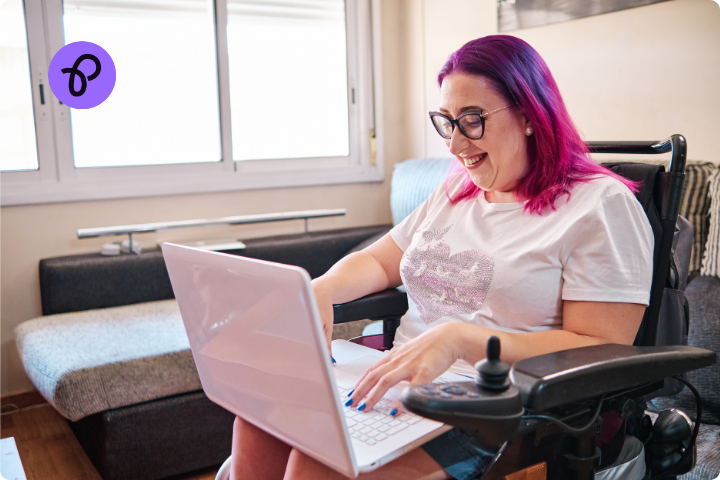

{"left": 0, "top": 0, "right": 40, "bottom": 172}
{"left": 63, "top": 0, "right": 222, "bottom": 168}
{"left": 227, "top": 1, "right": 350, "bottom": 161}
{"left": 1, "top": 0, "right": 382, "bottom": 206}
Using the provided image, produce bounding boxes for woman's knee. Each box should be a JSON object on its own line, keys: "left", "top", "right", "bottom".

{"left": 235, "top": 416, "right": 292, "bottom": 458}
{"left": 233, "top": 416, "right": 253, "bottom": 447}
{"left": 231, "top": 416, "right": 293, "bottom": 480}
{"left": 285, "top": 448, "right": 342, "bottom": 480}
{"left": 233, "top": 415, "right": 270, "bottom": 444}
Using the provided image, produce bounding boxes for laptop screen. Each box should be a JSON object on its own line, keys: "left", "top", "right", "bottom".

{"left": 162, "top": 243, "right": 356, "bottom": 476}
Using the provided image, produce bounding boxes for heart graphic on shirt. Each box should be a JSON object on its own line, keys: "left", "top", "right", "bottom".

{"left": 402, "top": 240, "right": 494, "bottom": 324}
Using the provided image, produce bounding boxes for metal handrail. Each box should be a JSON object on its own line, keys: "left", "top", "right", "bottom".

{"left": 77, "top": 209, "right": 347, "bottom": 244}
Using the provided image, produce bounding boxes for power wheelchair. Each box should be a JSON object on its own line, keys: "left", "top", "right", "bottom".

{"left": 329, "top": 135, "right": 717, "bottom": 480}
{"left": 214, "top": 135, "right": 716, "bottom": 480}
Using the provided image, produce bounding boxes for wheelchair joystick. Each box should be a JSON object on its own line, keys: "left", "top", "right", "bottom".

{"left": 400, "top": 336, "right": 524, "bottom": 446}
{"left": 475, "top": 336, "right": 511, "bottom": 392}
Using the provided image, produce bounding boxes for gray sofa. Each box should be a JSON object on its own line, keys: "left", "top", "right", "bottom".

{"left": 16, "top": 226, "right": 389, "bottom": 480}
{"left": 15, "top": 157, "right": 720, "bottom": 480}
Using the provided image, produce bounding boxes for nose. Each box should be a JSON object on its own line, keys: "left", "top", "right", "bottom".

{"left": 447, "top": 124, "right": 468, "bottom": 157}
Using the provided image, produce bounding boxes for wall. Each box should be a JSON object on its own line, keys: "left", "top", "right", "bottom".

{"left": 415, "top": 0, "right": 720, "bottom": 163}
{"left": 3, "top": 0, "right": 719, "bottom": 395}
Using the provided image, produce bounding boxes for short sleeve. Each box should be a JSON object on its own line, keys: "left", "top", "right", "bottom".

{"left": 562, "top": 192, "right": 654, "bottom": 305}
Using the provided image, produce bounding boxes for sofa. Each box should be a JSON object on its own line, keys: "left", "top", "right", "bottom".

{"left": 16, "top": 225, "right": 390, "bottom": 480}
{"left": 15, "top": 157, "right": 720, "bottom": 480}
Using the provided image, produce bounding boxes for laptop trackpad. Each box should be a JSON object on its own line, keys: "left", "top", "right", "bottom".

{"left": 336, "top": 355, "right": 380, "bottom": 377}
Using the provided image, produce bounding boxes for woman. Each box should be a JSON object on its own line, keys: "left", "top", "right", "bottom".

{"left": 230, "top": 35, "right": 653, "bottom": 480}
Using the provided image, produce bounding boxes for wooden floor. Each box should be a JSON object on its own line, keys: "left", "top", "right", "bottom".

{"left": 1, "top": 403, "right": 219, "bottom": 480}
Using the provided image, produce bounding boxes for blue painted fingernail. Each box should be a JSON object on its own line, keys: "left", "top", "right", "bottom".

{"left": 331, "top": 356, "right": 336, "bottom": 364}
{"left": 358, "top": 402, "right": 366, "bottom": 411}
{"left": 345, "top": 398, "right": 353, "bottom": 407}
{"left": 347, "top": 389, "right": 354, "bottom": 397}
{"left": 390, "top": 408, "right": 397, "bottom": 416}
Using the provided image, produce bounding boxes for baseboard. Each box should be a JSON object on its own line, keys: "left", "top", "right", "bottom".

{"left": 1, "top": 389, "right": 47, "bottom": 413}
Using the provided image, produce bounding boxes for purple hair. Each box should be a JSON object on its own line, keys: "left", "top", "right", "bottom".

{"left": 438, "top": 35, "right": 636, "bottom": 214}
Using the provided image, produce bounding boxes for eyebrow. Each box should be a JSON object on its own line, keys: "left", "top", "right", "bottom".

{"left": 438, "top": 106, "right": 485, "bottom": 115}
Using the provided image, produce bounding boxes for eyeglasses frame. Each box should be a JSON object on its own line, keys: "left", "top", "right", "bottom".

{"left": 428, "top": 104, "right": 514, "bottom": 140}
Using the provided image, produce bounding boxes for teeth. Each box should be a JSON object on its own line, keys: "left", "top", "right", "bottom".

{"left": 464, "top": 153, "right": 486, "bottom": 166}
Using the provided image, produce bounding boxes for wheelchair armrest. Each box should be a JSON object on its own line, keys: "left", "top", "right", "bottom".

{"left": 332, "top": 288, "right": 408, "bottom": 324}
{"left": 510, "top": 344, "right": 716, "bottom": 412}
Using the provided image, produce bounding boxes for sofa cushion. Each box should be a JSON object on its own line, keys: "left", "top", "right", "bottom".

{"left": 390, "top": 157, "right": 452, "bottom": 225}
{"left": 15, "top": 299, "right": 200, "bottom": 421}
{"left": 648, "top": 275, "right": 720, "bottom": 425}
{"left": 678, "top": 422, "right": 720, "bottom": 480}
{"left": 701, "top": 169, "right": 720, "bottom": 277}
{"left": 681, "top": 162, "right": 717, "bottom": 274}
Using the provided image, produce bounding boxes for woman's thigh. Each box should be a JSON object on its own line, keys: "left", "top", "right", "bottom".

{"left": 284, "top": 447, "right": 451, "bottom": 480}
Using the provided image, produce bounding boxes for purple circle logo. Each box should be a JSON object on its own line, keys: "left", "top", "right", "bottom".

{"left": 48, "top": 41, "right": 115, "bottom": 109}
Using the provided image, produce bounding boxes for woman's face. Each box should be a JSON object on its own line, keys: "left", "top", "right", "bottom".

{"left": 439, "top": 72, "right": 532, "bottom": 202}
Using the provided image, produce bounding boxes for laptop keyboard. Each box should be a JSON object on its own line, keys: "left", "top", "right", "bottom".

{"left": 337, "top": 386, "right": 424, "bottom": 446}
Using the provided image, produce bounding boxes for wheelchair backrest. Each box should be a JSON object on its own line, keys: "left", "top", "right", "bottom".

{"left": 592, "top": 135, "right": 687, "bottom": 348}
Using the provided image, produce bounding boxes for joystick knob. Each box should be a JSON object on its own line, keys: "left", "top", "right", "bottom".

{"left": 475, "top": 336, "right": 511, "bottom": 392}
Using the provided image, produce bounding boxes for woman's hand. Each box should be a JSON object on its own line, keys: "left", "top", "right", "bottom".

{"left": 346, "top": 322, "right": 461, "bottom": 415}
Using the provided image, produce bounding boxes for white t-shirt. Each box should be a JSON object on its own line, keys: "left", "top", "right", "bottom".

{"left": 389, "top": 173, "right": 654, "bottom": 375}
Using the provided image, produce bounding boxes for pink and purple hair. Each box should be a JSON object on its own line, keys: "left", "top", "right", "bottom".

{"left": 438, "top": 35, "right": 635, "bottom": 214}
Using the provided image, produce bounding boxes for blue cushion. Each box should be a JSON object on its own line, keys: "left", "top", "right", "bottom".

{"left": 390, "top": 157, "right": 453, "bottom": 225}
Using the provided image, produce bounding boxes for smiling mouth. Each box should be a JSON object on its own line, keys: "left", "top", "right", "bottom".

{"left": 463, "top": 152, "right": 487, "bottom": 167}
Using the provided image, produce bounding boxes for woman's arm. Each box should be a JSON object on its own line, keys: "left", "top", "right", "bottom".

{"left": 311, "top": 233, "right": 404, "bottom": 347}
{"left": 457, "top": 300, "right": 646, "bottom": 365}
{"left": 347, "top": 300, "right": 645, "bottom": 412}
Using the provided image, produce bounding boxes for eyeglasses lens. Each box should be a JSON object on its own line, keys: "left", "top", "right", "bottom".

{"left": 432, "top": 116, "right": 453, "bottom": 139}
{"left": 459, "top": 114, "right": 483, "bottom": 139}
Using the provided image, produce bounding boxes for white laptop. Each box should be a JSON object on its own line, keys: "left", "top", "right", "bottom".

{"left": 162, "top": 242, "right": 467, "bottom": 478}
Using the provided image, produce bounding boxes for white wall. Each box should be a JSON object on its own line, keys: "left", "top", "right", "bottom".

{"left": 413, "top": 0, "right": 720, "bottom": 164}
{"left": 514, "top": 0, "right": 720, "bottom": 163}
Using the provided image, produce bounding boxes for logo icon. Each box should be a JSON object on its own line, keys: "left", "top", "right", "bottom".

{"left": 62, "top": 54, "right": 102, "bottom": 97}
{"left": 48, "top": 41, "right": 115, "bottom": 109}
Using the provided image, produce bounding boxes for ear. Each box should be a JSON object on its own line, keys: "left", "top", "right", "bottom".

{"left": 520, "top": 112, "right": 534, "bottom": 136}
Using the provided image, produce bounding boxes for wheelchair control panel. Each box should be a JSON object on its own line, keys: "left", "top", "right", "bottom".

{"left": 401, "top": 337, "right": 524, "bottom": 446}
{"left": 401, "top": 337, "right": 716, "bottom": 448}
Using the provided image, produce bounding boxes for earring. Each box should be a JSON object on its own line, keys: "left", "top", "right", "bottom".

{"left": 526, "top": 127, "right": 533, "bottom": 136}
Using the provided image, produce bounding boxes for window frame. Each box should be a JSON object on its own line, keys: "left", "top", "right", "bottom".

{"left": 1, "top": 0, "right": 384, "bottom": 206}
{"left": 2, "top": 0, "right": 57, "bottom": 185}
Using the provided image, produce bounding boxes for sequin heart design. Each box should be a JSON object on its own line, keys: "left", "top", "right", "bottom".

{"left": 402, "top": 241, "right": 494, "bottom": 324}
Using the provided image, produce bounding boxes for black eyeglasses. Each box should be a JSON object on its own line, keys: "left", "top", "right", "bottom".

{"left": 428, "top": 105, "right": 513, "bottom": 140}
